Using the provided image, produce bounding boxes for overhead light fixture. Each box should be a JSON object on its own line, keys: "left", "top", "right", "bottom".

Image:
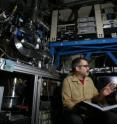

{"left": 63, "top": 0, "right": 105, "bottom": 7}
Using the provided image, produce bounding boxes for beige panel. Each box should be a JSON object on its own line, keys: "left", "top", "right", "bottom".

{"left": 50, "top": 10, "right": 58, "bottom": 42}
{"left": 94, "top": 4, "right": 104, "bottom": 38}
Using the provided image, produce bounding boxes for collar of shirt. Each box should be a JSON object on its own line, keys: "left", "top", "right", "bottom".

{"left": 72, "top": 75, "right": 87, "bottom": 85}
{"left": 79, "top": 78, "right": 85, "bottom": 84}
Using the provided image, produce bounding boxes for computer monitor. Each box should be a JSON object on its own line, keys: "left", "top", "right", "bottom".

{"left": 93, "top": 74, "right": 117, "bottom": 105}
{"left": 95, "top": 75, "right": 117, "bottom": 90}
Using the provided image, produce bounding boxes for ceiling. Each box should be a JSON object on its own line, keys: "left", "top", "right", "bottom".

{"left": 0, "top": 0, "right": 117, "bottom": 27}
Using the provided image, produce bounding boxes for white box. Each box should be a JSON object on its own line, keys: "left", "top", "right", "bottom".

{"left": 78, "top": 22, "right": 95, "bottom": 27}
{"left": 88, "top": 17, "right": 95, "bottom": 21}
{"left": 77, "top": 17, "right": 88, "bottom": 22}
{"left": 78, "top": 27, "right": 96, "bottom": 34}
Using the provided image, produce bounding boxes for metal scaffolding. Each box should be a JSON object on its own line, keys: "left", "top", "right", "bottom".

{"left": 49, "top": 38, "right": 117, "bottom": 67}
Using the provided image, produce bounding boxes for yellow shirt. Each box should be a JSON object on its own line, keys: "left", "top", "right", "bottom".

{"left": 62, "top": 74, "right": 99, "bottom": 109}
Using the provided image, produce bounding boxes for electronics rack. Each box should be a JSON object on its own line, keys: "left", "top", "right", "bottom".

{"left": 0, "top": 58, "right": 60, "bottom": 124}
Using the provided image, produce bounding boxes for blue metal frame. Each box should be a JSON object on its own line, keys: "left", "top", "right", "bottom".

{"left": 48, "top": 38, "right": 117, "bottom": 68}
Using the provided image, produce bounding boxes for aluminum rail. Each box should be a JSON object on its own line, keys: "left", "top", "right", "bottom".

{"left": 0, "top": 58, "right": 60, "bottom": 80}
{"left": 14, "top": 62, "right": 60, "bottom": 79}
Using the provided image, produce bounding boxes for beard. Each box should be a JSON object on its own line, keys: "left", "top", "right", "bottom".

{"left": 81, "top": 71, "right": 89, "bottom": 77}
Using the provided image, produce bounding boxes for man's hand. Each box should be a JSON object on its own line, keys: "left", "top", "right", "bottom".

{"left": 92, "top": 83, "right": 117, "bottom": 104}
{"left": 100, "top": 83, "right": 117, "bottom": 96}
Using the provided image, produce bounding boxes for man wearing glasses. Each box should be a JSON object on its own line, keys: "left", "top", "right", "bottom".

{"left": 62, "top": 57, "right": 117, "bottom": 124}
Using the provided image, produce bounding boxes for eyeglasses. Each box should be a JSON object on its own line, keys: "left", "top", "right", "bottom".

{"left": 78, "top": 65, "right": 90, "bottom": 68}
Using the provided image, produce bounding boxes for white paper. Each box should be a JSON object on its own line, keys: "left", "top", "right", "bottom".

{"left": 83, "top": 101, "right": 117, "bottom": 111}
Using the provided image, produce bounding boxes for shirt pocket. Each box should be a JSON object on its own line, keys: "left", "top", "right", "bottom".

{"left": 84, "top": 84, "right": 94, "bottom": 99}
{"left": 70, "top": 82, "right": 83, "bottom": 100}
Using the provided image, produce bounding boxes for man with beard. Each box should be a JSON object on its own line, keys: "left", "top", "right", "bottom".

{"left": 62, "top": 57, "right": 117, "bottom": 124}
